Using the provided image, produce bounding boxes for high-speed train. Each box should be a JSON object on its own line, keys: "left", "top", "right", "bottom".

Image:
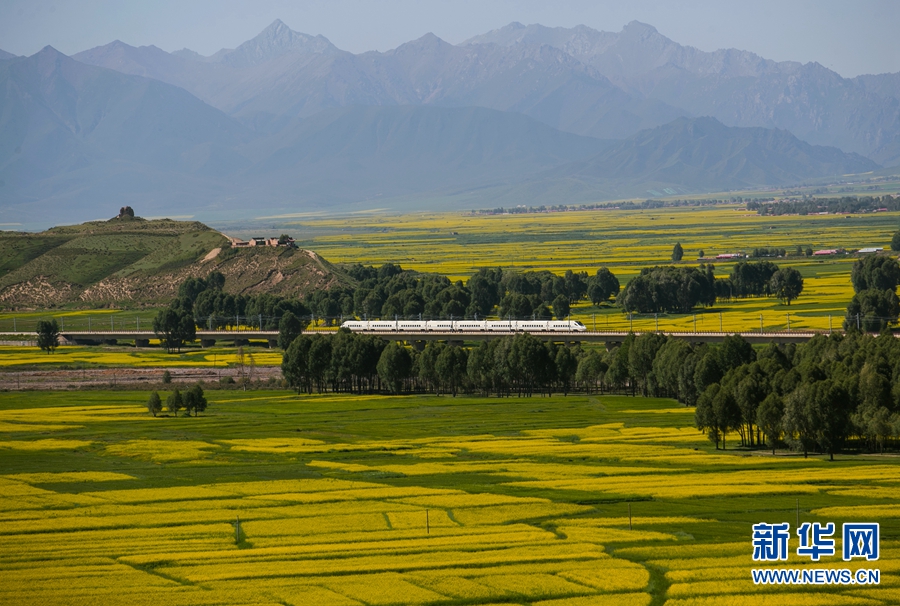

{"left": 340, "top": 320, "right": 587, "bottom": 333}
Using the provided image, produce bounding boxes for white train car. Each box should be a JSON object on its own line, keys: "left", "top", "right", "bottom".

{"left": 340, "top": 320, "right": 586, "bottom": 333}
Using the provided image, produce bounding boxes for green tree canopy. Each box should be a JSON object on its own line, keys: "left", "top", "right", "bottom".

{"left": 282, "top": 335, "right": 312, "bottom": 394}
{"left": 36, "top": 319, "right": 60, "bottom": 354}
{"left": 552, "top": 294, "right": 570, "bottom": 320}
{"left": 851, "top": 255, "right": 900, "bottom": 293}
{"left": 153, "top": 297, "right": 196, "bottom": 353}
{"left": 183, "top": 384, "right": 208, "bottom": 417}
{"left": 586, "top": 268, "right": 620, "bottom": 305}
{"left": 278, "top": 311, "right": 306, "bottom": 350}
{"left": 845, "top": 288, "right": 900, "bottom": 332}
{"left": 146, "top": 391, "right": 162, "bottom": 417}
{"left": 770, "top": 267, "right": 804, "bottom": 305}
{"left": 618, "top": 265, "right": 716, "bottom": 314}
{"left": 377, "top": 342, "right": 413, "bottom": 395}
{"left": 166, "top": 389, "right": 183, "bottom": 415}
{"left": 757, "top": 393, "right": 784, "bottom": 455}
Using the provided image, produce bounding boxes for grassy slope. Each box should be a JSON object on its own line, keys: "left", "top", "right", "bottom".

{"left": 0, "top": 217, "right": 349, "bottom": 309}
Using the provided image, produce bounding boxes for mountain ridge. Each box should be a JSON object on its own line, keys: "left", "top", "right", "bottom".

{"left": 70, "top": 19, "right": 900, "bottom": 163}
{"left": 72, "top": 26, "right": 687, "bottom": 137}
{"left": 1, "top": 34, "right": 891, "bottom": 228}
{"left": 555, "top": 116, "right": 880, "bottom": 191}
{"left": 462, "top": 20, "right": 900, "bottom": 163}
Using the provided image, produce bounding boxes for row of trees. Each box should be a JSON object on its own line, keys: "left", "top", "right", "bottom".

{"left": 474, "top": 197, "right": 754, "bottom": 215}
{"left": 281, "top": 323, "right": 900, "bottom": 456}
{"left": 182, "top": 273, "right": 311, "bottom": 329}
{"left": 725, "top": 261, "right": 779, "bottom": 297}
{"left": 283, "top": 329, "right": 599, "bottom": 398}
{"left": 146, "top": 384, "right": 208, "bottom": 416}
{"left": 152, "top": 251, "right": 893, "bottom": 356}
{"left": 619, "top": 262, "right": 805, "bottom": 313}
{"left": 694, "top": 330, "right": 900, "bottom": 458}
{"left": 279, "top": 328, "right": 770, "bottom": 404}
{"left": 618, "top": 265, "right": 717, "bottom": 313}
{"left": 154, "top": 273, "right": 313, "bottom": 351}
{"left": 333, "top": 264, "right": 619, "bottom": 324}
{"left": 748, "top": 195, "right": 899, "bottom": 216}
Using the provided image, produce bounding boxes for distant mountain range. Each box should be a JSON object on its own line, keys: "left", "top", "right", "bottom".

{"left": 464, "top": 21, "right": 900, "bottom": 165}
{"left": 0, "top": 20, "right": 896, "bottom": 227}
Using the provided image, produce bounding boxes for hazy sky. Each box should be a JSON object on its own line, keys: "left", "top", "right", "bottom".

{"left": 2, "top": 0, "right": 898, "bottom": 77}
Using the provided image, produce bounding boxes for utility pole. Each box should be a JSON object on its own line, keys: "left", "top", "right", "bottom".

{"left": 719, "top": 312, "right": 722, "bottom": 332}
{"left": 787, "top": 313, "right": 790, "bottom": 331}
{"left": 693, "top": 314, "right": 696, "bottom": 333}
{"left": 828, "top": 315, "right": 832, "bottom": 334}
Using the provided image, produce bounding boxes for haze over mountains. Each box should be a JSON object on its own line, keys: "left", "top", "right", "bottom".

{"left": 1, "top": 19, "right": 896, "bottom": 227}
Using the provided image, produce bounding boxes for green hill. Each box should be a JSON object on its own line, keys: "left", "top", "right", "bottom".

{"left": 0, "top": 215, "right": 345, "bottom": 309}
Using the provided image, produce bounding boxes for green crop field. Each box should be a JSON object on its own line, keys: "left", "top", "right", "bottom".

{"left": 0, "top": 390, "right": 896, "bottom": 605}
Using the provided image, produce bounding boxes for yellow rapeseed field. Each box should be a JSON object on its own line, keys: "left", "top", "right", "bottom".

{"left": 0, "top": 391, "right": 897, "bottom": 604}
{"left": 275, "top": 205, "right": 897, "bottom": 331}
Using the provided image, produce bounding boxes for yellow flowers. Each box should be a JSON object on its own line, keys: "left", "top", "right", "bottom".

{"left": 3, "top": 471, "right": 134, "bottom": 483}
{"left": 2, "top": 391, "right": 898, "bottom": 605}
{"left": 475, "top": 573, "right": 594, "bottom": 599}
{"left": 664, "top": 595, "right": 878, "bottom": 606}
{"left": 0, "top": 438, "right": 92, "bottom": 450}
{"left": 321, "top": 573, "right": 446, "bottom": 605}
{"left": 225, "top": 438, "right": 328, "bottom": 453}
{"left": 105, "top": 439, "right": 221, "bottom": 463}
{"left": 0, "top": 345, "right": 283, "bottom": 368}
{"left": 280, "top": 205, "right": 883, "bottom": 330}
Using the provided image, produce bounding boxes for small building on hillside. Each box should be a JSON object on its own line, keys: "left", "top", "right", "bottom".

{"left": 858, "top": 247, "right": 884, "bottom": 254}
{"left": 230, "top": 236, "right": 297, "bottom": 248}
{"left": 813, "top": 249, "right": 839, "bottom": 256}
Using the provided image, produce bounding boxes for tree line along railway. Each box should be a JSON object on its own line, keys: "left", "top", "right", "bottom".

{"left": 2, "top": 327, "right": 827, "bottom": 350}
